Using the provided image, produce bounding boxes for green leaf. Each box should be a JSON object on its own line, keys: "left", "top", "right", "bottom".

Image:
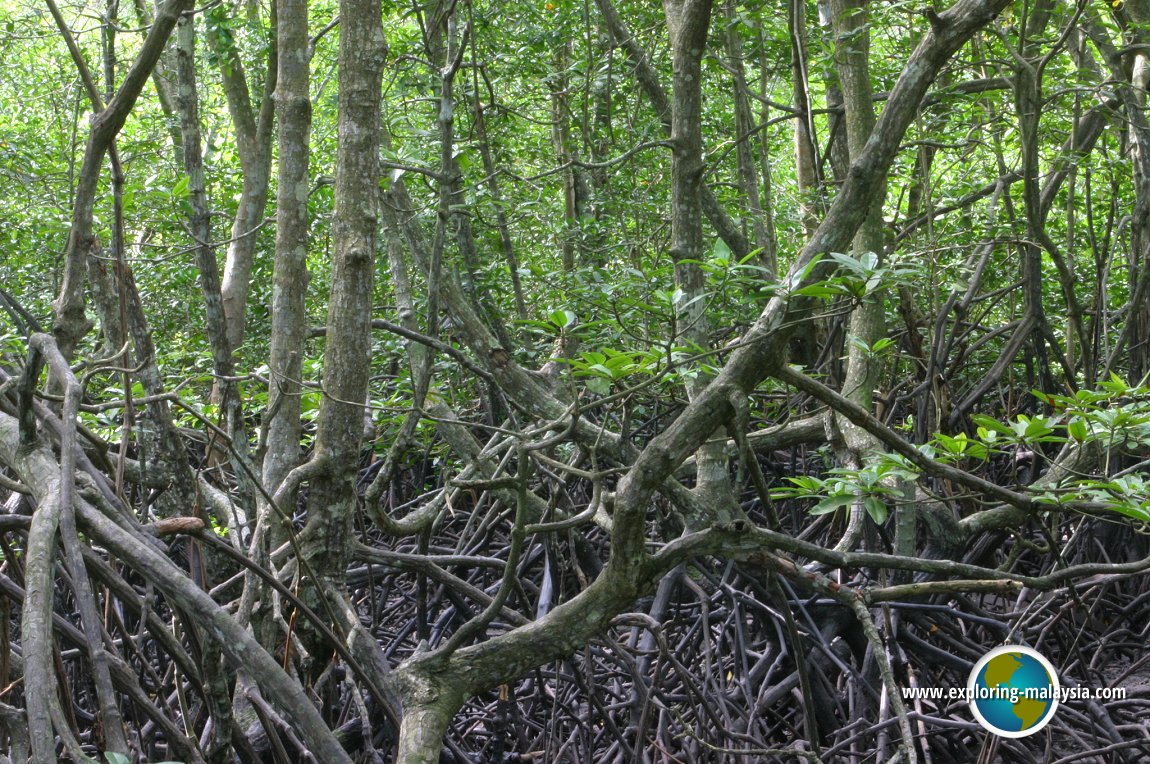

{"left": 585, "top": 377, "right": 611, "bottom": 395}
{"left": 784, "top": 475, "right": 825, "bottom": 493}
{"left": 1100, "top": 501, "right": 1150, "bottom": 523}
{"left": 971, "top": 414, "right": 1011, "bottom": 435}
{"left": 871, "top": 337, "right": 896, "bottom": 353}
{"left": 712, "top": 237, "right": 732, "bottom": 263}
{"left": 811, "top": 495, "right": 854, "bottom": 515}
{"left": 547, "top": 309, "right": 576, "bottom": 329}
{"left": 784, "top": 253, "right": 824, "bottom": 292}
{"left": 1099, "top": 372, "right": 1130, "bottom": 395}
{"left": 936, "top": 432, "right": 969, "bottom": 456}
{"left": 863, "top": 496, "right": 888, "bottom": 524}
{"left": 793, "top": 283, "right": 851, "bottom": 299}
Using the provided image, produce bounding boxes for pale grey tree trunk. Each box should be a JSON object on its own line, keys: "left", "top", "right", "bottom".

{"left": 50, "top": 0, "right": 193, "bottom": 359}
{"left": 202, "top": 4, "right": 278, "bottom": 352}
{"left": 260, "top": 0, "right": 311, "bottom": 549}
{"left": 173, "top": 16, "right": 241, "bottom": 757}
{"left": 723, "top": 0, "right": 777, "bottom": 275}
{"left": 828, "top": 0, "right": 888, "bottom": 553}
{"left": 595, "top": 0, "right": 751, "bottom": 261}
{"left": 299, "top": 0, "right": 385, "bottom": 625}
{"left": 664, "top": 0, "right": 738, "bottom": 516}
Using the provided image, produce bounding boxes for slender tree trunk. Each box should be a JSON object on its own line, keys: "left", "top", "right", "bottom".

{"left": 790, "top": 0, "right": 820, "bottom": 237}
{"left": 788, "top": 0, "right": 827, "bottom": 369}
{"left": 663, "top": 0, "right": 736, "bottom": 516}
{"left": 1015, "top": 0, "right": 1056, "bottom": 391}
{"left": 245, "top": 0, "right": 311, "bottom": 664}
{"left": 1080, "top": 14, "right": 1150, "bottom": 381}
{"left": 51, "top": 0, "right": 193, "bottom": 359}
{"left": 1110, "top": 1, "right": 1150, "bottom": 379}
{"left": 595, "top": 0, "right": 751, "bottom": 261}
{"left": 174, "top": 16, "right": 238, "bottom": 756}
{"left": 832, "top": 0, "right": 884, "bottom": 415}
{"left": 206, "top": 8, "right": 277, "bottom": 352}
{"left": 299, "top": 0, "right": 385, "bottom": 639}
{"left": 261, "top": 0, "right": 311, "bottom": 548}
{"left": 723, "top": 0, "right": 776, "bottom": 274}
{"left": 469, "top": 77, "right": 527, "bottom": 316}
{"left": 551, "top": 39, "right": 580, "bottom": 273}
{"left": 175, "top": 11, "right": 238, "bottom": 449}
{"left": 827, "top": 0, "right": 888, "bottom": 553}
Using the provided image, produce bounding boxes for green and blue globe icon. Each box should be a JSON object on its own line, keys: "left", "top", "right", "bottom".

{"left": 968, "top": 645, "right": 1059, "bottom": 738}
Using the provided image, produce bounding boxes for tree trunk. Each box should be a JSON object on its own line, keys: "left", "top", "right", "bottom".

{"left": 664, "top": 0, "right": 735, "bottom": 515}
{"left": 51, "top": 0, "right": 194, "bottom": 359}
{"left": 723, "top": 0, "right": 777, "bottom": 274}
{"left": 829, "top": 0, "right": 890, "bottom": 551}
{"left": 261, "top": 0, "right": 311, "bottom": 547}
{"left": 207, "top": 6, "right": 277, "bottom": 352}
{"left": 299, "top": 0, "right": 385, "bottom": 647}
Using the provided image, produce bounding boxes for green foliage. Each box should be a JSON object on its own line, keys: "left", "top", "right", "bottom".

{"left": 771, "top": 456, "right": 919, "bottom": 525}
{"left": 970, "top": 413, "right": 1064, "bottom": 448}
{"left": 567, "top": 347, "right": 674, "bottom": 395}
{"left": 932, "top": 431, "right": 989, "bottom": 461}
{"left": 777, "top": 378, "right": 1150, "bottom": 527}
{"left": 791, "top": 251, "right": 922, "bottom": 301}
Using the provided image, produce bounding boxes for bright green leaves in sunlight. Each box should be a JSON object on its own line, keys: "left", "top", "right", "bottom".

{"left": 771, "top": 457, "right": 920, "bottom": 524}
{"left": 970, "top": 413, "right": 1062, "bottom": 447}
{"left": 568, "top": 348, "right": 676, "bottom": 395}
{"left": 515, "top": 305, "right": 688, "bottom": 395}
{"left": 932, "top": 431, "right": 989, "bottom": 460}
{"left": 675, "top": 241, "right": 780, "bottom": 307}
{"left": 1024, "top": 376, "right": 1150, "bottom": 522}
{"left": 517, "top": 308, "right": 578, "bottom": 337}
{"left": 1030, "top": 375, "right": 1150, "bottom": 452}
{"left": 790, "top": 251, "right": 922, "bottom": 301}
{"left": 771, "top": 376, "right": 1150, "bottom": 528}
{"left": 1039, "top": 474, "right": 1150, "bottom": 524}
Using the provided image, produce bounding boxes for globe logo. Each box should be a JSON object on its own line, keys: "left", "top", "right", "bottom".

{"left": 967, "top": 645, "right": 1059, "bottom": 738}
